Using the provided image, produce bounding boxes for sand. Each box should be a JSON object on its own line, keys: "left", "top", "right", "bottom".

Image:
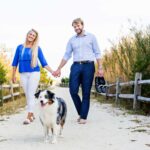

{"left": 0, "top": 87, "right": 150, "bottom": 150}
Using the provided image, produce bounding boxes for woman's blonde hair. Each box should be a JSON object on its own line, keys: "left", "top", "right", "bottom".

{"left": 24, "top": 29, "right": 39, "bottom": 68}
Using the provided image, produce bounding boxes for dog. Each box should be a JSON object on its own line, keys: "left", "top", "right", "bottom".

{"left": 35, "top": 89, "right": 67, "bottom": 144}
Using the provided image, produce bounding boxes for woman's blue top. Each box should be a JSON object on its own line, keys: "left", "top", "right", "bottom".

{"left": 12, "top": 44, "right": 48, "bottom": 73}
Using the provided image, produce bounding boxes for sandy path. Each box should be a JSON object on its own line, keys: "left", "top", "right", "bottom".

{"left": 0, "top": 87, "right": 150, "bottom": 150}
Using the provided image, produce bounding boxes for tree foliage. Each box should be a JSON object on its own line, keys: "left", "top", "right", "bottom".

{"left": 40, "top": 67, "right": 53, "bottom": 85}
{"left": 102, "top": 26, "right": 150, "bottom": 96}
{"left": 0, "top": 61, "right": 7, "bottom": 85}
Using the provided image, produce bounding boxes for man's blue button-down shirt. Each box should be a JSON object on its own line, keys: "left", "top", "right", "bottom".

{"left": 63, "top": 31, "right": 101, "bottom": 61}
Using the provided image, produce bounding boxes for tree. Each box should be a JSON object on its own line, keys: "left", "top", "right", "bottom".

{"left": 40, "top": 67, "right": 53, "bottom": 85}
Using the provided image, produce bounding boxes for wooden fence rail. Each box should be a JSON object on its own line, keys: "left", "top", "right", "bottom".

{"left": 92, "top": 72, "right": 150, "bottom": 110}
{"left": 0, "top": 83, "right": 49, "bottom": 106}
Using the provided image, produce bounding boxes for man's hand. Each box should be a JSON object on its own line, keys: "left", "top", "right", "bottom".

{"left": 96, "top": 68, "right": 104, "bottom": 77}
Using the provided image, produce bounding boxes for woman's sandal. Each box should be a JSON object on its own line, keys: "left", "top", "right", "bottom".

{"left": 30, "top": 113, "right": 35, "bottom": 121}
{"left": 23, "top": 118, "right": 32, "bottom": 125}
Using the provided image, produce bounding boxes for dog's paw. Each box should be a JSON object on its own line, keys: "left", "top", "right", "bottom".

{"left": 44, "top": 139, "right": 49, "bottom": 143}
{"left": 51, "top": 140, "right": 57, "bottom": 144}
{"left": 59, "top": 134, "right": 64, "bottom": 138}
{"left": 51, "top": 139, "right": 57, "bottom": 144}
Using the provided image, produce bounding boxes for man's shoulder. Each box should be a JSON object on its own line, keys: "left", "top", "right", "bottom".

{"left": 85, "top": 32, "right": 95, "bottom": 37}
{"left": 70, "top": 34, "right": 76, "bottom": 40}
{"left": 68, "top": 35, "right": 76, "bottom": 43}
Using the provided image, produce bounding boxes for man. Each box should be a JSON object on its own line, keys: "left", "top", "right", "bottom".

{"left": 53, "top": 18, "right": 103, "bottom": 124}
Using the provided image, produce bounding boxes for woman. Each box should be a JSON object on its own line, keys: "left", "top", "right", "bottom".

{"left": 12, "top": 29, "right": 53, "bottom": 125}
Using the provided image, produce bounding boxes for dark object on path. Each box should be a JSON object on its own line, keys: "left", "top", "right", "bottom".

{"left": 95, "top": 76, "right": 106, "bottom": 93}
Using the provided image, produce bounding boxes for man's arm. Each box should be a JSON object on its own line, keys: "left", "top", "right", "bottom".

{"left": 53, "top": 38, "right": 72, "bottom": 77}
{"left": 96, "top": 58, "right": 104, "bottom": 76}
{"left": 92, "top": 35, "right": 104, "bottom": 76}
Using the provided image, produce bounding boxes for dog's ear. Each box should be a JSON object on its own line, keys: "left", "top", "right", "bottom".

{"left": 35, "top": 90, "right": 41, "bottom": 98}
{"left": 47, "top": 90, "right": 55, "bottom": 99}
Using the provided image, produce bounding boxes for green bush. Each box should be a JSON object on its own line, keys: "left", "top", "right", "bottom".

{"left": 61, "top": 77, "right": 69, "bottom": 84}
{"left": 40, "top": 67, "right": 53, "bottom": 85}
{"left": 0, "top": 62, "right": 7, "bottom": 85}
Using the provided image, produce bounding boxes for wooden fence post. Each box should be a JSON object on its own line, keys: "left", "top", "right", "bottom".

{"left": 115, "top": 78, "right": 120, "bottom": 106}
{"left": 0, "top": 85, "right": 3, "bottom": 106}
{"left": 106, "top": 81, "right": 109, "bottom": 100}
{"left": 19, "top": 82, "right": 22, "bottom": 96}
{"left": 10, "top": 82, "right": 14, "bottom": 101}
{"left": 133, "top": 73, "right": 142, "bottom": 110}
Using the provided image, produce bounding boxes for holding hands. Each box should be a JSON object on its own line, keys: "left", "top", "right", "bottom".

{"left": 52, "top": 69, "right": 61, "bottom": 77}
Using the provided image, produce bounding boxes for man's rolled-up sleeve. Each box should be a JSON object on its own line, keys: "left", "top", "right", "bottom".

{"left": 92, "top": 35, "right": 101, "bottom": 59}
{"left": 63, "top": 39, "right": 73, "bottom": 61}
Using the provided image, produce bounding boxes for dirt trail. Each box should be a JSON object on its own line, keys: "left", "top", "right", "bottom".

{"left": 0, "top": 87, "right": 150, "bottom": 150}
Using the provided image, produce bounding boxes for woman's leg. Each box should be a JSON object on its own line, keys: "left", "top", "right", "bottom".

{"left": 27, "top": 72, "right": 40, "bottom": 113}
{"left": 20, "top": 73, "right": 32, "bottom": 123}
{"left": 20, "top": 73, "right": 28, "bottom": 100}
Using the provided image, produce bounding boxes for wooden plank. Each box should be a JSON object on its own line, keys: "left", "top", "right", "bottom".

{"left": 138, "top": 96, "right": 150, "bottom": 102}
{"left": 2, "top": 85, "right": 11, "bottom": 88}
{"left": 98, "top": 93, "right": 116, "bottom": 97}
{"left": 10, "top": 82, "right": 14, "bottom": 101}
{"left": 12, "top": 84, "right": 20, "bottom": 88}
{"left": 133, "top": 73, "right": 142, "bottom": 109}
{"left": 115, "top": 78, "right": 120, "bottom": 105}
{"left": 3, "top": 95, "right": 11, "bottom": 100}
{"left": 0, "top": 85, "right": 3, "bottom": 106}
{"left": 13, "top": 92, "right": 20, "bottom": 96}
{"left": 119, "top": 94, "right": 134, "bottom": 99}
{"left": 0, "top": 84, "right": 20, "bottom": 89}
{"left": 107, "top": 83, "right": 116, "bottom": 87}
{"left": 119, "top": 81, "right": 134, "bottom": 86}
{"left": 138, "top": 80, "right": 150, "bottom": 85}
{"left": 3, "top": 92, "right": 20, "bottom": 100}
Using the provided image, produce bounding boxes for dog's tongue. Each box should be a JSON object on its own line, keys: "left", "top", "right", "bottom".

{"left": 41, "top": 103, "right": 45, "bottom": 107}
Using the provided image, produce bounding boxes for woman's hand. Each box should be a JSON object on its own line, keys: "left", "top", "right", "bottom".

{"left": 44, "top": 65, "right": 54, "bottom": 75}
{"left": 12, "top": 75, "right": 16, "bottom": 83}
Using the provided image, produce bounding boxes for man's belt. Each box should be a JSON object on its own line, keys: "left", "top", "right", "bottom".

{"left": 74, "top": 61, "right": 94, "bottom": 64}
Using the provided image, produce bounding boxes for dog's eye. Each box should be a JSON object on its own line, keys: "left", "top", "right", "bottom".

{"left": 45, "top": 95, "right": 49, "bottom": 99}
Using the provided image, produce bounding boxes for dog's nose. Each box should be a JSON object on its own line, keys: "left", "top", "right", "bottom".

{"left": 40, "top": 100, "right": 43, "bottom": 103}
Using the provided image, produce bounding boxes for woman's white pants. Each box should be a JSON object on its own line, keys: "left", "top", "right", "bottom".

{"left": 20, "top": 72, "right": 40, "bottom": 113}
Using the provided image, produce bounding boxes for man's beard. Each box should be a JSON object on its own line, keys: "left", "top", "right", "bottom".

{"left": 76, "top": 29, "right": 83, "bottom": 35}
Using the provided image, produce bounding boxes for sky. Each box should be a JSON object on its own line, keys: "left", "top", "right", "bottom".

{"left": 0, "top": 0, "right": 149, "bottom": 78}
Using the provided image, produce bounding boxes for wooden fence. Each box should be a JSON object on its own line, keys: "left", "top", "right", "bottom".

{"left": 0, "top": 83, "right": 49, "bottom": 106}
{"left": 92, "top": 73, "right": 150, "bottom": 110}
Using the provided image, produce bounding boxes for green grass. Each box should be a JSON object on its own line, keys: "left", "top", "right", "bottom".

{"left": 0, "top": 95, "right": 26, "bottom": 116}
{"left": 92, "top": 93, "right": 148, "bottom": 116}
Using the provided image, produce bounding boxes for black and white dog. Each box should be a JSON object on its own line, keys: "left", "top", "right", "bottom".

{"left": 35, "top": 90, "right": 67, "bottom": 144}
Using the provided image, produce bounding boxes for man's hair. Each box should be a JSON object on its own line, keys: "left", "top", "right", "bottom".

{"left": 72, "top": 18, "right": 84, "bottom": 26}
